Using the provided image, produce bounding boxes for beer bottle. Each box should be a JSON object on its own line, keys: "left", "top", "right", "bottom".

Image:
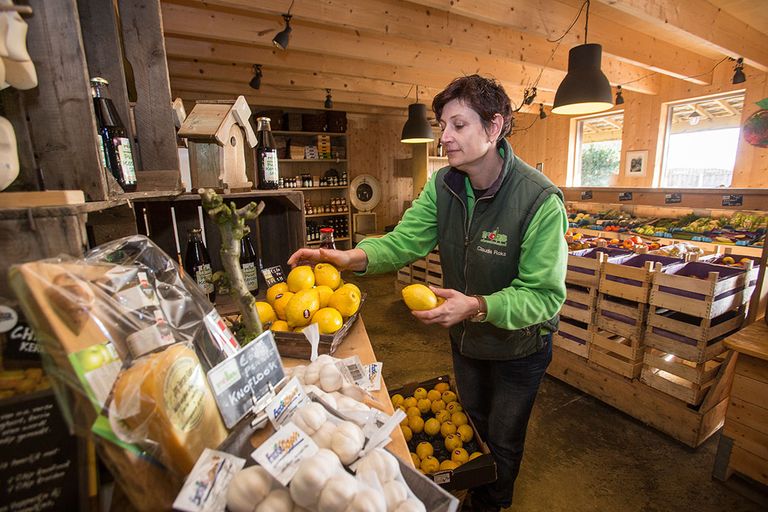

{"left": 256, "top": 117, "right": 279, "bottom": 189}
{"left": 184, "top": 228, "right": 215, "bottom": 303}
{"left": 90, "top": 77, "right": 137, "bottom": 192}
{"left": 239, "top": 233, "right": 260, "bottom": 294}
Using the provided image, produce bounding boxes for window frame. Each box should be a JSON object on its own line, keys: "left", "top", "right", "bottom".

{"left": 569, "top": 110, "right": 625, "bottom": 188}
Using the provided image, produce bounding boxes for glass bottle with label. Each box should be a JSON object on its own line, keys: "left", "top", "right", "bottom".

{"left": 90, "top": 77, "right": 137, "bottom": 192}
{"left": 239, "top": 233, "right": 260, "bottom": 294}
{"left": 319, "top": 227, "right": 336, "bottom": 250}
{"left": 184, "top": 228, "right": 215, "bottom": 303}
{"left": 256, "top": 117, "right": 279, "bottom": 189}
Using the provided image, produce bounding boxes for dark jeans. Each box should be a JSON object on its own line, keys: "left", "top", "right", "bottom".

{"left": 452, "top": 334, "right": 552, "bottom": 509}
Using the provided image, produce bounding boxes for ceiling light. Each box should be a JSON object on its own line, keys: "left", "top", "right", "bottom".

{"left": 615, "top": 85, "right": 624, "bottom": 105}
{"left": 324, "top": 89, "right": 333, "bottom": 109}
{"left": 539, "top": 104, "right": 547, "bottom": 119}
{"left": 272, "top": 14, "right": 292, "bottom": 50}
{"left": 249, "top": 64, "right": 262, "bottom": 90}
{"left": 732, "top": 57, "right": 746, "bottom": 84}
{"left": 687, "top": 110, "right": 701, "bottom": 126}
{"left": 552, "top": 1, "right": 613, "bottom": 115}
{"left": 401, "top": 87, "right": 434, "bottom": 144}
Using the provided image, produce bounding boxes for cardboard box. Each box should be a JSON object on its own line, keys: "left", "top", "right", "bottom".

{"left": 390, "top": 375, "right": 497, "bottom": 491}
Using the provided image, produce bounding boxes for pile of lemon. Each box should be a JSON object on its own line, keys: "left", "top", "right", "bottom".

{"left": 391, "top": 381, "right": 482, "bottom": 475}
{"left": 254, "top": 264, "right": 361, "bottom": 334}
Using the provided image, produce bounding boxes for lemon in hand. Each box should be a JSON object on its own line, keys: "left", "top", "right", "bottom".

{"left": 287, "top": 265, "right": 315, "bottom": 292}
{"left": 311, "top": 307, "right": 343, "bottom": 334}
{"left": 314, "top": 263, "right": 341, "bottom": 289}
{"left": 402, "top": 284, "right": 438, "bottom": 311}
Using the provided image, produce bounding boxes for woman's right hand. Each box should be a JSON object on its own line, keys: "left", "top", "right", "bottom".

{"left": 287, "top": 248, "right": 368, "bottom": 271}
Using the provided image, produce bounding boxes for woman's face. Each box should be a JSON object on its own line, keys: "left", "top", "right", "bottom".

{"left": 438, "top": 99, "right": 498, "bottom": 170}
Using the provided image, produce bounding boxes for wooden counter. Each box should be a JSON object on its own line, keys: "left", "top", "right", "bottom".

{"left": 713, "top": 321, "right": 768, "bottom": 487}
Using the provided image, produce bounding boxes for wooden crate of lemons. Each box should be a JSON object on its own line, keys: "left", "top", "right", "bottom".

{"left": 253, "top": 263, "right": 364, "bottom": 359}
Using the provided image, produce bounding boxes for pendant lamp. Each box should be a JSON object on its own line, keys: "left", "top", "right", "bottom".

{"left": 552, "top": 1, "right": 614, "bottom": 115}
{"left": 401, "top": 86, "right": 434, "bottom": 143}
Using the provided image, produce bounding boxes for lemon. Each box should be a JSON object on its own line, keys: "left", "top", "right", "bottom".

{"left": 446, "top": 402, "right": 463, "bottom": 414}
{"left": 420, "top": 456, "right": 439, "bottom": 474}
{"left": 255, "top": 301, "right": 277, "bottom": 325}
{"left": 417, "top": 398, "right": 432, "bottom": 414}
{"left": 435, "top": 410, "right": 451, "bottom": 423}
{"left": 457, "top": 424, "right": 474, "bottom": 443}
{"left": 287, "top": 265, "right": 315, "bottom": 292}
{"left": 401, "top": 425, "right": 413, "bottom": 442}
{"left": 451, "top": 448, "right": 469, "bottom": 464}
{"left": 413, "top": 387, "right": 428, "bottom": 400}
{"left": 341, "top": 282, "right": 361, "bottom": 297}
{"left": 406, "top": 406, "right": 421, "bottom": 417}
{"left": 402, "top": 284, "right": 437, "bottom": 311}
{"left": 270, "top": 320, "right": 290, "bottom": 332}
{"left": 266, "top": 282, "right": 289, "bottom": 305}
{"left": 416, "top": 442, "right": 433, "bottom": 460}
{"left": 440, "top": 421, "right": 457, "bottom": 437}
{"left": 442, "top": 391, "right": 458, "bottom": 404}
{"left": 391, "top": 394, "right": 405, "bottom": 408}
{"left": 293, "top": 327, "right": 305, "bottom": 332}
{"left": 400, "top": 414, "right": 409, "bottom": 427}
{"left": 439, "top": 460, "right": 459, "bottom": 471}
{"left": 469, "top": 451, "right": 483, "bottom": 461}
{"left": 427, "top": 389, "right": 442, "bottom": 401}
{"left": 434, "top": 382, "right": 450, "bottom": 393}
{"left": 424, "top": 418, "right": 441, "bottom": 436}
{"left": 403, "top": 397, "right": 418, "bottom": 409}
{"left": 273, "top": 292, "right": 295, "bottom": 320}
{"left": 407, "top": 415, "right": 424, "bottom": 434}
{"left": 444, "top": 434, "right": 462, "bottom": 451}
{"left": 451, "top": 411, "right": 468, "bottom": 427}
{"left": 328, "top": 285, "right": 361, "bottom": 318}
{"left": 410, "top": 453, "right": 420, "bottom": 467}
{"left": 311, "top": 307, "right": 343, "bottom": 334}
{"left": 285, "top": 288, "right": 320, "bottom": 327}
{"left": 314, "top": 263, "right": 341, "bottom": 289}
{"left": 430, "top": 399, "right": 446, "bottom": 414}
{"left": 315, "top": 285, "right": 334, "bottom": 308}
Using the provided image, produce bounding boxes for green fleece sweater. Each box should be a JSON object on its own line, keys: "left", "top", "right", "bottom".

{"left": 357, "top": 173, "right": 568, "bottom": 331}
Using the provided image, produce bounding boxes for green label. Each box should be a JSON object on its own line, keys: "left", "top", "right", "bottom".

{"left": 96, "top": 133, "right": 108, "bottom": 169}
{"left": 262, "top": 149, "right": 278, "bottom": 182}
{"left": 116, "top": 137, "right": 137, "bottom": 183}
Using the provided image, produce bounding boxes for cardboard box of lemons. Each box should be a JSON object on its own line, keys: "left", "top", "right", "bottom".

{"left": 287, "top": 265, "right": 315, "bottom": 292}
{"left": 311, "top": 307, "right": 343, "bottom": 334}
{"left": 286, "top": 288, "right": 320, "bottom": 327}
{"left": 401, "top": 283, "right": 437, "bottom": 311}
{"left": 266, "top": 282, "right": 289, "bottom": 305}
{"left": 328, "top": 284, "right": 361, "bottom": 318}
{"left": 313, "top": 263, "right": 341, "bottom": 289}
{"left": 273, "top": 291, "right": 295, "bottom": 320}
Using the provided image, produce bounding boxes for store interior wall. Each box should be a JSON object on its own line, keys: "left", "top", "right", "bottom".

{"left": 510, "top": 65, "right": 768, "bottom": 189}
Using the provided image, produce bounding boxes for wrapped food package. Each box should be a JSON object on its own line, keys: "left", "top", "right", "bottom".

{"left": 9, "top": 235, "right": 235, "bottom": 510}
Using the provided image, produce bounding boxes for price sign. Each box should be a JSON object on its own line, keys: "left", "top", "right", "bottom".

{"left": 207, "top": 330, "right": 285, "bottom": 428}
{"left": 618, "top": 192, "right": 633, "bottom": 202}
{"left": 261, "top": 265, "right": 285, "bottom": 288}
{"left": 580, "top": 190, "right": 593, "bottom": 200}
{"left": 665, "top": 193, "right": 682, "bottom": 204}
{"left": 721, "top": 194, "right": 743, "bottom": 207}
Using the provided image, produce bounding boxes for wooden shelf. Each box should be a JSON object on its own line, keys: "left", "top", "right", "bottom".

{"left": 279, "top": 159, "right": 347, "bottom": 163}
{"left": 307, "top": 237, "right": 350, "bottom": 245}
{"left": 428, "top": 156, "right": 449, "bottom": 160}
{"left": 306, "top": 212, "right": 349, "bottom": 218}
{"left": 273, "top": 130, "right": 347, "bottom": 137}
{"left": 282, "top": 186, "right": 348, "bottom": 191}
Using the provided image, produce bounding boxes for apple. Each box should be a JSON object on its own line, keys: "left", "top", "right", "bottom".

{"left": 77, "top": 345, "right": 105, "bottom": 372}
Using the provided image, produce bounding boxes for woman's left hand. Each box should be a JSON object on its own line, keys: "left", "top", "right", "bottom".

{"left": 411, "top": 286, "right": 480, "bottom": 327}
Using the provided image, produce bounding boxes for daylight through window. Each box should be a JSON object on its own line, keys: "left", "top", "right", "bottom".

{"left": 573, "top": 112, "right": 624, "bottom": 187}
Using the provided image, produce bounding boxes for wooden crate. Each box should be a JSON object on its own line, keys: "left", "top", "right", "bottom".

{"left": 565, "top": 247, "right": 632, "bottom": 288}
{"left": 561, "top": 284, "right": 598, "bottom": 324}
{"left": 650, "top": 261, "right": 752, "bottom": 319}
{"left": 553, "top": 317, "right": 592, "bottom": 358}
{"left": 589, "top": 329, "right": 644, "bottom": 379}
{"left": 600, "top": 253, "right": 684, "bottom": 303}
{"left": 596, "top": 293, "right": 648, "bottom": 341}
{"left": 640, "top": 348, "right": 728, "bottom": 406}
{"left": 396, "top": 248, "right": 443, "bottom": 288}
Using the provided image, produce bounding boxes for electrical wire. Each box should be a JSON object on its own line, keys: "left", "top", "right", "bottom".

{"left": 618, "top": 56, "right": 730, "bottom": 87}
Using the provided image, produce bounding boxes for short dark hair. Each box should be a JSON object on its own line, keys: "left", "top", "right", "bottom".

{"left": 432, "top": 75, "right": 514, "bottom": 140}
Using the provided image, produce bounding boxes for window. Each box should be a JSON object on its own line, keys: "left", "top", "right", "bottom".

{"left": 573, "top": 112, "right": 624, "bottom": 187}
{"left": 660, "top": 92, "right": 744, "bottom": 188}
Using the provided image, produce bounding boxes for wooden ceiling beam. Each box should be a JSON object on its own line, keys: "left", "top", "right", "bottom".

{"left": 405, "top": 0, "right": 715, "bottom": 84}
{"left": 160, "top": 1, "right": 658, "bottom": 95}
{"left": 593, "top": 0, "right": 768, "bottom": 71}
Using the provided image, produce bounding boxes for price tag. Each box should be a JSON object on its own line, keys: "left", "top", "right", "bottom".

{"left": 580, "top": 190, "right": 593, "bottom": 200}
{"left": 665, "top": 193, "right": 682, "bottom": 204}
{"left": 336, "top": 356, "right": 369, "bottom": 388}
{"left": 722, "top": 194, "right": 743, "bottom": 207}
{"left": 173, "top": 449, "right": 246, "bottom": 512}
{"left": 365, "top": 363, "right": 383, "bottom": 392}
{"left": 207, "top": 330, "right": 285, "bottom": 428}
{"left": 251, "top": 422, "right": 318, "bottom": 486}
{"left": 261, "top": 265, "right": 286, "bottom": 288}
{"left": 266, "top": 377, "right": 311, "bottom": 429}
{"left": 618, "top": 192, "right": 633, "bottom": 202}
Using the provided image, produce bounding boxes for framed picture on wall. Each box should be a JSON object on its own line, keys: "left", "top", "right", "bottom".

{"left": 626, "top": 150, "right": 648, "bottom": 177}
{"left": 536, "top": 162, "right": 544, "bottom": 172}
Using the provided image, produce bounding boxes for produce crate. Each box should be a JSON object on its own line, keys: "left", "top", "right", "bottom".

{"left": 566, "top": 247, "right": 632, "bottom": 288}
{"left": 589, "top": 330, "right": 644, "bottom": 379}
{"left": 644, "top": 308, "right": 742, "bottom": 363}
{"left": 650, "top": 261, "right": 752, "bottom": 319}
{"left": 553, "top": 317, "right": 592, "bottom": 358}
{"left": 600, "top": 254, "right": 683, "bottom": 303}
{"left": 396, "top": 248, "right": 443, "bottom": 288}
{"left": 640, "top": 348, "right": 728, "bottom": 406}
{"left": 390, "top": 375, "right": 496, "bottom": 491}
{"left": 560, "top": 284, "right": 597, "bottom": 324}
{"left": 701, "top": 252, "right": 760, "bottom": 289}
{"left": 596, "top": 294, "right": 648, "bottom": 341}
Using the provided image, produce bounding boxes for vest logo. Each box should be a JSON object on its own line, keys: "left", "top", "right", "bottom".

{"left": 481, "top": 228, "right": 508, "bottom": 247}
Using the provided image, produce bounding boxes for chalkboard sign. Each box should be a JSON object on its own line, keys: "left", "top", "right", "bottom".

{"left": 618, "top": 192, "right": 633, "bottom": 202}
{"left": 580, "top": 190, "right": 593, "bottom": 200}
{"left": 665, "top": 193, "right": 682, "bottom": 204}
{"left": 0, "top": 304, "right": 42, "bottom": 365}
{"left": 261, "top": 266, "right": 286, "bottom": 288}
{"left": 722, "top": 194, "right": 743, "bottom": 207}
{"left": 207, "top": 330, "right": 285, "bottom": 428}
{"left": 0, "top": 391, "right": 82, "bottom": 512}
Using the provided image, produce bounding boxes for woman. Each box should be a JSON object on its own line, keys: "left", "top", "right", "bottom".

{"left": 288, "top": 74, "right": 567, "bottom": 511}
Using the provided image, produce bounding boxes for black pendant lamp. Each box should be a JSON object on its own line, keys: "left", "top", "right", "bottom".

{"left": 552, "top": 1, "right": 613, "bottom": 115}
{"left": 401, "top": 86, "right": 434, "bottom": 144}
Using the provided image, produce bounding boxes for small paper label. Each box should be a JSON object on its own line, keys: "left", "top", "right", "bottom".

{"left": 365, "top": 363, "right": 382, "bottom": 392}
{"left": 173, "top": 449, "right": 246, "bottom": 512}
{"left": 195, "top": 263, "right": 214, "bottom": 294}
{"left": 337, "top": 356, "right": 368, "bottom": 388}
{"left": 204, "top": 309, "right": 240, "bottom": 357}
{"left": 580, "top": 190, "right": 593, "bottom": 200}
{"left": 665, "top": 193, "right": 682, "bottom": 204}
{"left": 69, "top": 342, "right": 122, "bottom": 409}
{"left": 115, "top": 137, "right": 137, "bottom": 183}
{"left": 251, "top": 422, "right": 318, "bottom": 486}
{"left": 261, "top": 265, "right": 285, "bottom": 288}
{"left": 267, "top": 377, "right": 311, "bottom": 429}
{"left": 722, "top": 194, "right": 743, "bottom": 207}
{"left": 241, "top": 262, "right": 259, "bottom": 292}
{"left": 618, "top": 192, "right": 633, "bottom": 202}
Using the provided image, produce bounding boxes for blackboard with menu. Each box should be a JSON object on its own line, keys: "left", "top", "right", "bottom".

{"left": 0, "top": 390, "right": 82, "bottom": 512}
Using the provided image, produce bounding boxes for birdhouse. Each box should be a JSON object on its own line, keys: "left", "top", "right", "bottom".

{"left": 177, "top": 96, "right": 256, "bottom": 191}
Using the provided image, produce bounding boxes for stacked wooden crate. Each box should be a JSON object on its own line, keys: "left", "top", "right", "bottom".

{"left": 555, "top": 248, "right": 632, "bottom": 358}
{"left": 642, "top": 261, "right": 753, "bottom": 406}
{"left": 397, "top": 248, "right": 443, "bottom": 288}
{"left": 589, "top": 254, "right": 683, "bottom": 379}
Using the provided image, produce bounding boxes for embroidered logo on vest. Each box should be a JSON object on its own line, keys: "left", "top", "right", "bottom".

{"left": 480, "top": 228, "right": 508, "bottom": 247}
